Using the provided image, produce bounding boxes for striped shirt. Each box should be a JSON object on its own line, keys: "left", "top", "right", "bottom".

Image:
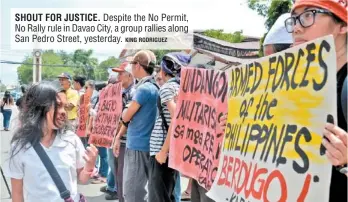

{"left": 150, "top": 79, "right": 179, "bottom": 156}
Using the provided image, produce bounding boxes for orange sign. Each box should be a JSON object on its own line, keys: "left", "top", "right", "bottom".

{"left": 169, "top": 67, "right": 228, "bottom": 190}
{"left": 89, "top": 83, "right": 122, "bottom": 148}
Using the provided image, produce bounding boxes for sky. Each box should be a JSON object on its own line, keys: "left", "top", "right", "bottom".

{"left": 0, "top": 0, "right": 266, "bottom": 86}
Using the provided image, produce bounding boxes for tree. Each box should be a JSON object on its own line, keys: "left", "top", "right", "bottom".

{"left": 247, "top": 0, "right": 269, "bottom": 17}
{"left": 202, "top": 29, "right": 245, "bottom": 43}
{"left": 95, "top": 56, "right": 120, "bottom": 81}
{"left": 248, "top": 0, "right": 293, "bottom": 56}
{"left": 71, "top": 49, "right": 99, "bottom": 80}
{"left": 17, "top": 50, "right": 75, "bottom": 84}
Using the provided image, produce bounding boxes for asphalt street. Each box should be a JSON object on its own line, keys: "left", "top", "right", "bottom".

{"left": 0, "top": 108, "right": 190, "bottom": 202}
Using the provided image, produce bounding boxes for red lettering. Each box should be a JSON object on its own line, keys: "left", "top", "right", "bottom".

{"left": 232, "top": 157, "right": 241, "bottom": 191}
{"left": 263, "top": 170, "right": 287, "bottom": 202}
{"left": 235, "top": 161, "right": 252, "bottom": 194}
{"left": 297, "top": 174, "right": 311, "bottom": 202}
{"left": 250, "top": 165, "right": 267, "bottom": 200}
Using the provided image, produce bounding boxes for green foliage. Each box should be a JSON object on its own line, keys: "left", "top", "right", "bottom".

{"left": 202, "top": 29, "right": 245, "bottom": 43}
{"left": 17, "top": 49, "right": 113, "bottom": 85}
{"left": 265, "top": 0, "right": 292, "bottom": 30}
{"left": 248, "top": 0, "right": 293, "bottom": 56}
{"left": 248, "top": 0, "right": 292, "bottom": 30}
{"left": 95, "top": 56, "right": 120, "bottom": 81}
{"left": 247, "top": 0, "right": 269, "bottom": 17}
{"left": 17, "top": 50, "right": 76, "bottom": 84}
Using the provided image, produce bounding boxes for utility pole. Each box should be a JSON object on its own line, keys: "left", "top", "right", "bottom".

{"left": 33, "top": 49, "right": 42, "bottom": 83}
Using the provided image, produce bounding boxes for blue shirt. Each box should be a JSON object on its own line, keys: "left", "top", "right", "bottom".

{"left": 127, "top": 81, "right": 159, "bottom": 152}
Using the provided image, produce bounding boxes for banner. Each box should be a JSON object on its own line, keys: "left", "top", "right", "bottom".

{"left": 89, "top": 83, "right": 122, "bottom": 148}
{"left": 76, "top": 93, "right": 91, "bottom": 137}
{"left": 169, "top": 67, "right": 228, "bottom": 190}
{"left": 207, "top": 35, "right": 337, "bottom": 202}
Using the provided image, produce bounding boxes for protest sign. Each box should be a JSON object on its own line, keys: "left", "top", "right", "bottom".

{"left": 89, "top": 83, "right": 122, "bottom": 148}
{"left": 207, "top": 35, "right": 337, "bottom": 202}
{"left": 76, "top": 93, "right": 91, "bottom": 137}
{"left": 169, "top": 67, "right": 228, "bottom": 190}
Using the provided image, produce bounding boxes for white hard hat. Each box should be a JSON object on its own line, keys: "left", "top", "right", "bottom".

{"left": 263, "top": 13, "right": 293, "bottom": 46}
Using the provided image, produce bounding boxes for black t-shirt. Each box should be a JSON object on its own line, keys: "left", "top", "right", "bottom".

{"left": 329, "top": 63, "right": 347, "bottom": 202}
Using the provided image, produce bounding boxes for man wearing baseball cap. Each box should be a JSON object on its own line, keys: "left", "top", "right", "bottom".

{"left": 113, "top": 50, "right": 159, "bottom": 202}
{"left": 96, "top": 62, "right": 135, "bottom": 201}
{"left": 287, "top": 0, "right": 347, "bottom": 201}
{"left": 57, "top": 72, "right": 79, "bottom": 131}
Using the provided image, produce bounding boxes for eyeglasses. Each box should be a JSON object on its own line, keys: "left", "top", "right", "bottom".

{"left": 285, "top": 9, "right": 333, "bottom": 33}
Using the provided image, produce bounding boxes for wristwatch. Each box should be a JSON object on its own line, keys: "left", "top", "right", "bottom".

{"left": 335, "top": 164, "right": 348, "bottom": 174}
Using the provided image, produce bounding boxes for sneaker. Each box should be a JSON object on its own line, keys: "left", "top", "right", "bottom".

{"left": 91, "top": 177, "right": 107, "bottom": 184}
{"left": 181, "top": 191, "right": 191, "bottom": 201}
{"left": 105, "top": 192, "right": 118, "bottom": 200}
{"left": 100, "top": 185, "right": 107, "bottom": 193}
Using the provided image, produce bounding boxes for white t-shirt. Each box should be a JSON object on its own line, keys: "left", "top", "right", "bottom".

{"left": 4, "top": 130, "right": 86, "bottom": 202}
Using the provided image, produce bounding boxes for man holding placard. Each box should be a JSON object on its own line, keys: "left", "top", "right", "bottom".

{"left": 148, "top": 52, "right": 191, "bottom": 202}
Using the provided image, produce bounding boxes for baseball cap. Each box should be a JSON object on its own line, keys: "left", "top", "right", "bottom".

{"left": 292, "top": 0, "right": 348, "bottom": 23}
{"left": 112, "top": 62, "right": 132, "bottom": 74}
{"left": 57, "top": 72, "right": 72, "bottom": 80}
{"left": 263, "top": 13, "right": 293, "bottom": 46}
{"left": 127, "top": 50, "right": 156, "bottom": 69}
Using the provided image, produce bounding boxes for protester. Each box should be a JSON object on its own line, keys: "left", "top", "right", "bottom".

{"left": 263, "top": 13, "right": 293, "bottom": 56}
{"left": 113, "top": 50, "right": 159, "bottom": 202}
{"left": 286, "top": 0, "right": 348, "bottom": 201}
{"left": 148, "top": 52, "right": 191, "bottom": 202}
{"left": 4, "top": 82, "right": 98, "bottom": 202}
{"left": 73, "top": 75, "right": 87, "bottom": 96}
{"left": 85, "top": 80, "right": 99, "bottom": 108}
{"left": 1, "top": 91, "right": 15, "bottom": 131}
{"left": 155, "top": 65, "right": 165, "bottom": 87}
{"left": 58, "top": 73, "right": 79, "bottom": 131}
{"left": 111, "top": 62, "right": 136, "bottom": 202}
{"left": 77, "top": 80, "right": 96, "bottom": 148}
{"left": 15, "top": 85, "right": 26, "bottom": 111}
{"left": 89, "top": 78, "right": 114, "bottom": 185}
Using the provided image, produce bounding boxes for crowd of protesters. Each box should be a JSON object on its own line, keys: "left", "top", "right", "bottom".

{"left": 2, "top": 0, "right": 347, "bottom": 201}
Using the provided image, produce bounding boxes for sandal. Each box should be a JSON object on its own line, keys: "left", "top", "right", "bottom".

{"left": 181, "top": 191, "right": 191, "bottom": 201}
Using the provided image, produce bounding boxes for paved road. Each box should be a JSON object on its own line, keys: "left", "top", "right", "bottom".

{"left": 0, "top": 109, "right": 190, "bottom": 202}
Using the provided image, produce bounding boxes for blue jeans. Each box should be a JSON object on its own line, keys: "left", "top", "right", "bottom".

{"left": 97, "top": 147, "right": 109, "bottom": 177}
{"left": 174, "top": 173, "right": 181, "bottom": 202}
{"left": 2, "top": 109, "right": 12, "bottom": 129}
{"left": 107, "top": 148, "right": 117, "bottom": 192}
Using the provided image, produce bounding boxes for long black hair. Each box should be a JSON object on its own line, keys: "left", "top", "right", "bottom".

{"left": 10, "top": 82, "right": 63, "bottom": 158}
